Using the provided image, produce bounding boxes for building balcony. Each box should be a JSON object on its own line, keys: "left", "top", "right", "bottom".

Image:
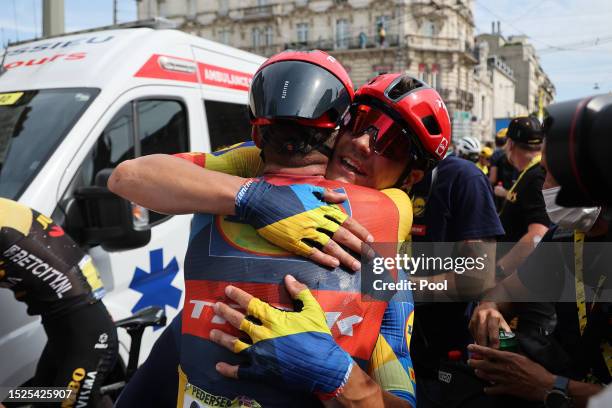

{"left": 234, "top": 4, "right": 283, "bottom": 21}
{"left": 283, "top": 34, "right": 400, "bottom": 53}
{"left": 439, "top": 88, "right": 453, "bottom": 101}
{"left": 438, "top": 88, "right": 474, "bottom": 110}
{"left": 406, "top": 35, "right": 462, "bottom": 52}
{"left": 406, "top": 35, "right": 477, "bottom": 63}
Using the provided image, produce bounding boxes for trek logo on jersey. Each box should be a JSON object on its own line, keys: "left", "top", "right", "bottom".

{"left": 183, "top": 279, "right": 381, "bottom": 360}
{"left": 188, "top": 298, "right": 364, "bottom": 337}
{"left": 3, "top": 244, "right": 72, "bottom": 298}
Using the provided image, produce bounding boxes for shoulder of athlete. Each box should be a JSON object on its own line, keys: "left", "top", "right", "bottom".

{"left": 380, "top": 188, "right": 412, "bottom": 242}
{"left": 0, "top": 198, "right": 33, "bottom": 236}
{"left": 174, "top": 141, "right": 264, "bottom": 178}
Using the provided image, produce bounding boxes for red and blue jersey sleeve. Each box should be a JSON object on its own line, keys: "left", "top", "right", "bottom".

{"left": 173, "top": 141, "right": 264, "bottom": 178}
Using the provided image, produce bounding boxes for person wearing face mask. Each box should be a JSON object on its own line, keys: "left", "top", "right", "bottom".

{"left": 543, "top": 187, "right": 601, "bottom": 231}
{"left": 468, "top": 151, "right": 611, "bottom": 407}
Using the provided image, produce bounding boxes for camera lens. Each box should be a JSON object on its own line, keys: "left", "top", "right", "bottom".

{"left": 544, "top": 94, "right": 612, "bottom": 206}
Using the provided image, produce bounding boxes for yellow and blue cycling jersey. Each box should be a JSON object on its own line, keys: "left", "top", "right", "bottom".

{"left": 175, "top": 142, "right": 416, "bottom": 407}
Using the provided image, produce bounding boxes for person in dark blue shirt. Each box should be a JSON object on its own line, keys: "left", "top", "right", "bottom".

{"left": 409, "top": 154, "right": 505, "bottom": 407}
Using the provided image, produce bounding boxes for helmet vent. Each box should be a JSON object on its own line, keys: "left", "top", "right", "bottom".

{"left": 421, "top": 115, "right": 440, "bottom": 135}
{"left": 387, "top": 77, "right": 423, "bottom": 100}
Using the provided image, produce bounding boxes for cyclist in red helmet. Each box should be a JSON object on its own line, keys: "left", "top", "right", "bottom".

{"left": 111, "top": 51, "right": 451, "bottom": 407}
{"left": 327, "top": 73, "right": 450, "bottom": 191}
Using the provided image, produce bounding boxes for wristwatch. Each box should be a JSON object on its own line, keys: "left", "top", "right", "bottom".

{"left": 545, "top": 376, "right": 572, "bottom": 408}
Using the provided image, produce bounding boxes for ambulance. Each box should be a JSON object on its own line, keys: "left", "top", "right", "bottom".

{"left": 0, "top": 19, "right": 265, "bottom": 392}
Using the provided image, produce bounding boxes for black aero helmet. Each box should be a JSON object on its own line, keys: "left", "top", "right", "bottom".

{"left": 249, "top": 50, "right": 354, "bottom": 129}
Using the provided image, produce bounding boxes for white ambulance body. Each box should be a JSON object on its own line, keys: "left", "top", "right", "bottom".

{"left": 0, "top": 22, "right": 264, "bottom": 392}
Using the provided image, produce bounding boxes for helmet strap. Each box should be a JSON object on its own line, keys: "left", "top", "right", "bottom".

{"left": 263, "top": 124, "right": 336, "bottom": 157}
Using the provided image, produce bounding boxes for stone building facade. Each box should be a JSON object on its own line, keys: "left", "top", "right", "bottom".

{"left": 477, "top": 29, "right": 555, "bottom": 116}
{"left": 137, "top": 0, "right": 554, "bottom": 141}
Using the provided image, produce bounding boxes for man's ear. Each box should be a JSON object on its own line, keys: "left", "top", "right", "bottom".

{"left": 399, "top": 169, "right": 425, "bottom": 192}
{"left": 252, "top": 126, "right": 263, "bottom": 148}
{"left": 407, "top": 169, "right": 425, "bottom": 186}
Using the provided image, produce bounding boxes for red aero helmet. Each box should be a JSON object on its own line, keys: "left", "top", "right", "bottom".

{"left": 355, "top": 73, "right": 451, "bottom": 160}
{"left": 249, "top": 50, "right": 355, "bottom": 128}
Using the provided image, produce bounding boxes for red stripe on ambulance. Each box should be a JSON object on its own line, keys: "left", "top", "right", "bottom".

{"left": 198, "top": 63, "right": 252, "bottom": 91}
{"left": 134, "top": 54, "right": 252, "bottom": 91}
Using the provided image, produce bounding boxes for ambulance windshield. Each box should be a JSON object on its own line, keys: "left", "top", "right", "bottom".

{"left": 0, "top": 88, "right": 98, "bottom": 199}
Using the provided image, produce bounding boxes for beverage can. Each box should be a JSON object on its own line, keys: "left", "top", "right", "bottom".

{"left": 499, "top": 329, "right": 519, "bottom": 352}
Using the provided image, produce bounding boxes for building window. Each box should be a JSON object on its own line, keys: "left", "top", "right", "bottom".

{"left": 481, "top": 95, "right": 486, "bottom": 120}
{"left": 297, "top": 23, "right": 309, "bottom": 43}
{"left": 188, "top": 0, "right": 197, "bottom": 18}
{"left": 257, "top": 0, "right": 268, "bottom": 6}
{"left": 219, "top": 29, "right": 231, "bottom": 45}
{"left": 265, "top": 26, "right": 274, "bottom": 46}
{"left": 430, "top": 64, "right": 439, "bottom": 89}
{"left": 422, "top": 19, "right": 435, "bottom": 36}
{"left": 218, "top": 0, "right": 229, "bottom": 15}
{"left": 158, "top": 0, "right": 167, "bottom": 17}
{"left": 252, "top": 27, "right": 262, "bottom": 48}
{"left": 335, "top": 19, "right": 350, "bottom": 49}
{"left": 418, "top": 63, "right": 426, "bottom": 82}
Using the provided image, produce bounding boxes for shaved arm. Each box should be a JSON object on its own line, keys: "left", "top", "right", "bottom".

{"left": 108, "top": 154, "right": 245, "bottom": 215}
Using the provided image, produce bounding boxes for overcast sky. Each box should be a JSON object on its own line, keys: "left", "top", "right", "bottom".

{"left": 1, "top": 0, "right": 611, "bottom": 102}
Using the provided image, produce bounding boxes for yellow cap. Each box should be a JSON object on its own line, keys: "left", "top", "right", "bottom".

{"left": 481, "top": 146, "right": 493, "bottom": 158}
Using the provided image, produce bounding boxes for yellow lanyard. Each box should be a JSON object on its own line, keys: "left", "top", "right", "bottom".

{"left": 499, "top": 155, "right": 541, "bottom": 216}
{"left": 573, "top": 231, "right": 611, "bottom": 377}
{"left": 507, "top": 155, "right": 541, "bottom": 198}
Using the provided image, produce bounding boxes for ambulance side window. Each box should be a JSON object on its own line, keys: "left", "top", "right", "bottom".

{"left": 135, "top": 99, "right": 189, "bottom": 224}
{"left": 204, "top": 100, "right": 250, "bottom": 151}
{"left": 80, "top": 99, "right": 189, "bottom": 188}
{"left": 139, "top": 100, "right": 189, "bottom": 156}
{"left": 79, "top": 104, "right": 134, "bottom": 187}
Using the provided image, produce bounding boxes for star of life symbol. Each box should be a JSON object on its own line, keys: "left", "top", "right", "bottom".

{"left": 189, "top": 300, "right": 363, "bottom": 337}
{"left": 129, "top": 249, "right": 181, "bottom": 330}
